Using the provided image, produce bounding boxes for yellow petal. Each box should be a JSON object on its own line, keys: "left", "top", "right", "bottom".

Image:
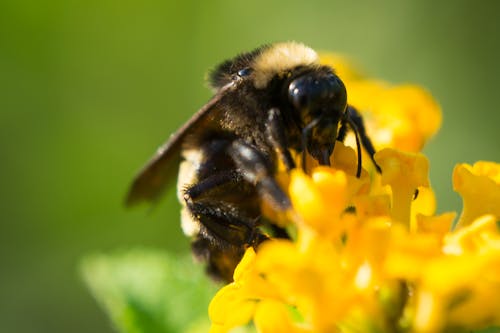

{"left": 209, "top": 283, "right": 257, "bottom": 331}
{"left": 329, "top": 141, "right": 365, "bottom": 178}
{"left": 416, "top": 211, "right": 456, "bottom": 235}
{"left": 311, "top": 168, "right": 348, "bottom": 204}
{"left": 446, "top": 281, "right": 500, "bottom": 329}
{"left": 233, "top": 247, "right": 256, "bottom": 282}
{"left": 411, "top": 187, "right": 437, "bottom": 229}
{"left": 413, "top": 290, "right": 446, "bottom": 333}
{"left": 352, "top": 194, "right": 391, "bottom": 220}
{"left": 453, "top": 161, "right": 500, "bottom": 227}
{"left": 384, "top": 225, "right": 441, "bottom": 280}
{"left": 443, "top": 214, "right": 500, "bottom": 255}
{"left": 254, "top": 300, "right": 310, "bottom": 333}
{"left": 375, "top": 149, "right": 430, "bottom": 228}
{"left": 376, "top": 85, "right": 441, "bottom": 152}
{"left": 289, "top": 169, "right": 337, "bottom": 233}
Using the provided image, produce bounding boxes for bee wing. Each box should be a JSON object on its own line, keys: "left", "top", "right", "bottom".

{"left": 126, "top": 82, "right": 236, "bottom": 206}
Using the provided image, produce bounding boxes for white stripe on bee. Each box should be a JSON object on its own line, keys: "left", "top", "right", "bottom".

{"left": 177, "top": 148, "right": 204, "bottom": 236}
{"left": 252, "top": 42, "right": 319, "bottom": 89}
{"left": 180, "top": 206, "right": 199, "bottom": 237}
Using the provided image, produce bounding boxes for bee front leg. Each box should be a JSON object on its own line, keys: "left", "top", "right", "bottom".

{"left": 265, "top": 108, "right": 296, "bottom": 171}
{"left": 227, "top": 140, "right": 291, "bottom": 211}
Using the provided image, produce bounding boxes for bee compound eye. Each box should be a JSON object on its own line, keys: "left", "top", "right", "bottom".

{"left": 237, "top": 67, "right": 253, "bottom": 77}
{"left": 288, "top": 77, "right": 310, "bottom": 111}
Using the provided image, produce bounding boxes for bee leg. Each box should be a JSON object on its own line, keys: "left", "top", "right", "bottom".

{"left": 183, "top": 169, "right": 269, "bottom": 282}
{"left": 183, "top": 169, "right": 241, "bottom": 200}
{"left": 337, "top": 121, "right": 348, "bottom": 142}
{"left": 227, "top": 140, "right": 292, "bottom": 211}
{"left": 345, "top": 105, "right": 382, "bottom": 172}
{"left": 185, "top": 199, "right": 266, "bottom": 247}
{"left": 265, "top": 108, "right": 296, "bottom": 171}
{"left": 183, "top": 165, "right": 264, "bottom": 246}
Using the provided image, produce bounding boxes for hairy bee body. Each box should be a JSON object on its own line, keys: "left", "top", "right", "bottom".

{"left": 128, "top": 42, "right": 378, "bottom": 281}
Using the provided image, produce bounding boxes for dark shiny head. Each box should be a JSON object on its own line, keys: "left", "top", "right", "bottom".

{"left": 287, "top": 68, "right": 347, "bottom": 165}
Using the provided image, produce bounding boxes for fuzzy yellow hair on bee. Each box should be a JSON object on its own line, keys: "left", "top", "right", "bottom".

{"left": 252, "top": 42, "right": 319, "bottom": 89}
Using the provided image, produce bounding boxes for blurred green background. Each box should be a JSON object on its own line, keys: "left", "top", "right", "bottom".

{"left": 1, "top": 0, "right": 499, "bottom": 332}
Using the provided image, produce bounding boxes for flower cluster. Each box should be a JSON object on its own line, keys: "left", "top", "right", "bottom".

{"left": 208, "top": 55, "right": 500, "bottom": 333}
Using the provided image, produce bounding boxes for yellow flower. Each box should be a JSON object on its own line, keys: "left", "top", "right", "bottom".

{"left": 320, "top": 52, "right": 442, "bottom": 153}
{"left": 414, "top": 214, "right": 500, "bottom": 332}
{"left": 355, "top": 84, "right": 441, "bottom": 152}
{"left": 208, "top": 55, "right": 499, "bottom": 333}
{"left": 209, "top": 158, "right": 500, "bottom": 332}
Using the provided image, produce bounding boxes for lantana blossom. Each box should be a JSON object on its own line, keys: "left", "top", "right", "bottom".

{"left": 208, "top": 54, "right": 500, "bottom": 333}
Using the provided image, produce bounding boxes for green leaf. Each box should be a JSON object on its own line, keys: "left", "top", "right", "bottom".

{"left": 80, "top": 248, "right": 218, "bottom": 333}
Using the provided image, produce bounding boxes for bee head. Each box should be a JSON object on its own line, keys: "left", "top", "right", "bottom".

{"left": 287, "top": 68, "right": 347, "bottom": 165}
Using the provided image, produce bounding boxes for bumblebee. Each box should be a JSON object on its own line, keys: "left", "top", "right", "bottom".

{"left": 127, "top": 42, "right": 379, "bottom": 281}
